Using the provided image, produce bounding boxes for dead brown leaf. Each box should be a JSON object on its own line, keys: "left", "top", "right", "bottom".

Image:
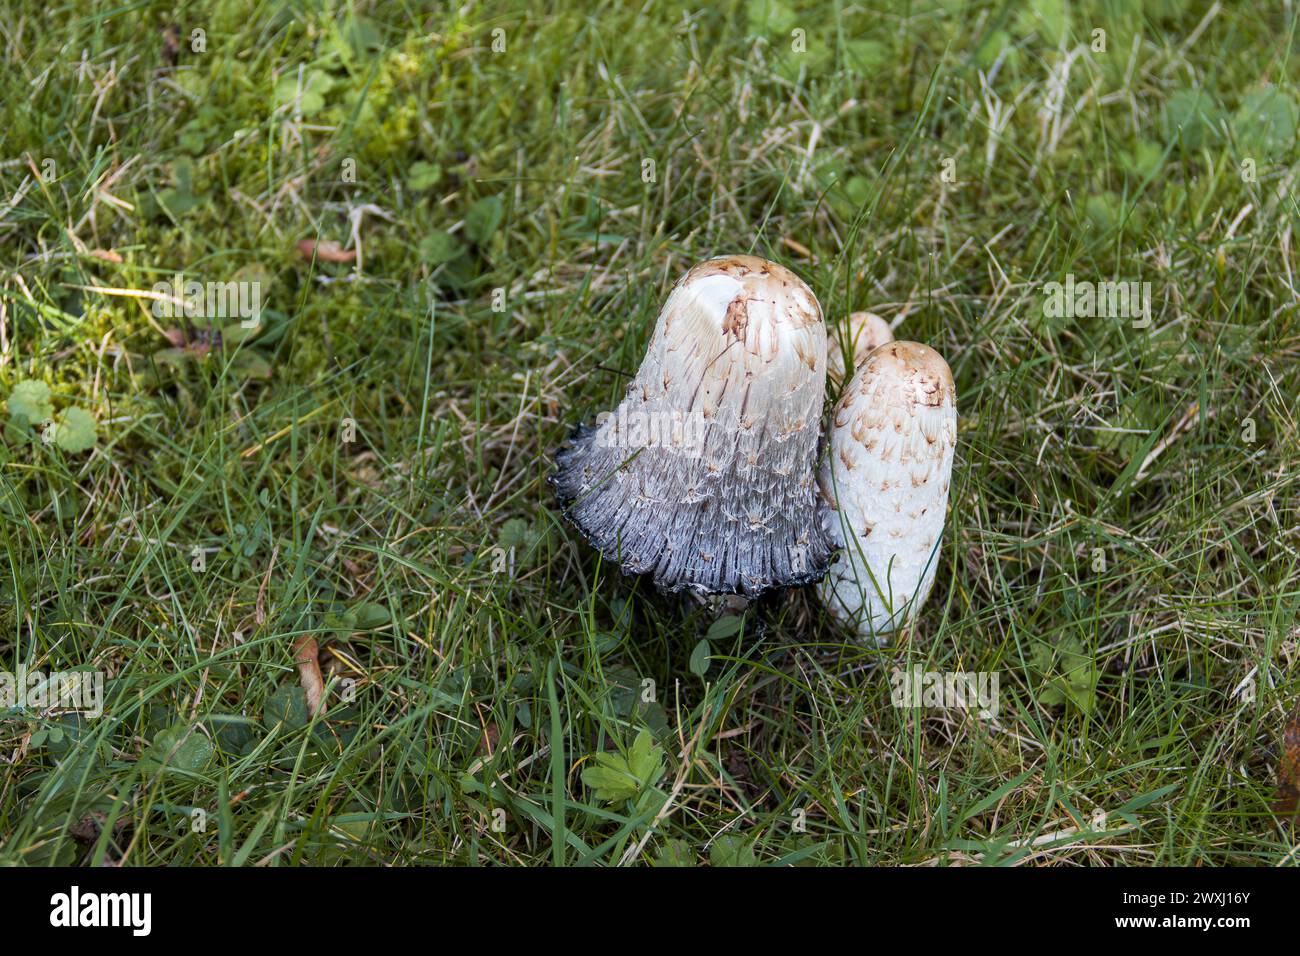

{"left": 297, "top": 239, "right": 356, "bottom": 263}
{"left": 160, "top": 326, "right": 216, "bottom": 358}
{"left": 162, "top": 25, "right": 180, "bottom": 66}
{"left": 70, "top": 812, "right": 109, "bottom": 843}
{"left": 1275, "top": 700, "right": 1300, "bottom": 816}
{"left": 476, "top": 721, "right": 499, "bottom": 756}
{"left": 293, "top": 634, "right": 326, "bottom": 717}
{"left": 69, "top": 810, "right": 130, "bottom": 866}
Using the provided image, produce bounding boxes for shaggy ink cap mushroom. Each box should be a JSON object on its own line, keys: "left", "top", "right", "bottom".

{"left": 818, "top": 341, "right": 957, "bottom": 638}
{"left": 552, "top": 255, "right": 837, "bottom": 598}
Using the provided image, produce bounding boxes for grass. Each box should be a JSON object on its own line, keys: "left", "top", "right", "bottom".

{"left": 0, "top": 0, "right": 1298, "bottom": 866}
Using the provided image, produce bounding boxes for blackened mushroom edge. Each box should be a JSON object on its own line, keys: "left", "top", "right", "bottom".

{"left": 551, "top": 255, "right": 837, "bottom": 598}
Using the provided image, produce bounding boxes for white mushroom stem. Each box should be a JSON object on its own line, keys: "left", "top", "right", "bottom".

{"left": 818, "top": 342, "right": 956, "bottom": 639}
{"left": 827, "top": 311, "right": 894, "bottom": 388}
{"left": 553, "top": 255, "right": 837, "bottom": 597}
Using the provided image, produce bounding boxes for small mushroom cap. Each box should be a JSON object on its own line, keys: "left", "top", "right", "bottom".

{"left": 552, "top": 255, "right": 837, "bottom": 597}
{"left": 827, "top": 311, "right": 895, "bottom": 387}
{"left": 818, "top": 340, "right": 956, "bottom": 639}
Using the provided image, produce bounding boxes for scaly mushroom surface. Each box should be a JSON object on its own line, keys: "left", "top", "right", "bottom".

{"left": 817, "top": 341, "right": 956, "bottom": 638}
{"left": 552, "top": 255, "right": 837, "bottom": 597}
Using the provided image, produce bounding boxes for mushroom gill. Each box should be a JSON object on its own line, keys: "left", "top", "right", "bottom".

{"left": 552, "top": 255, "right": 837, "bottom": 597}
{"left": 817, "top": 341, "right": 957, "bottom": 639}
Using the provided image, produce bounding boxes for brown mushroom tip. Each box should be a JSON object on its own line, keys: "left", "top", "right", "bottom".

{"left": 852, "top": 341, "right": 955, "bottom": 409}
{"left": 677, "top": 254, "right": 823, "bottom": 335}
{"left": 688, "top": 253, "right": 800, "bottom": 284}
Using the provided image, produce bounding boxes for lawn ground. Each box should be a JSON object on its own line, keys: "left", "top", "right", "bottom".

{"left": 0, "top": 0, "right": 1298, "bottom": 866}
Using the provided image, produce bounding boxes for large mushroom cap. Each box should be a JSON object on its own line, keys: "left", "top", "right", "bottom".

{"left": 818, "top": 341, "right": 956, "bottom": 638}
{"left": 552, "top": 255, "right": 837, "bottom": 597}
{"left": 828, "top": 311, "right": 895, "bottom": 387}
